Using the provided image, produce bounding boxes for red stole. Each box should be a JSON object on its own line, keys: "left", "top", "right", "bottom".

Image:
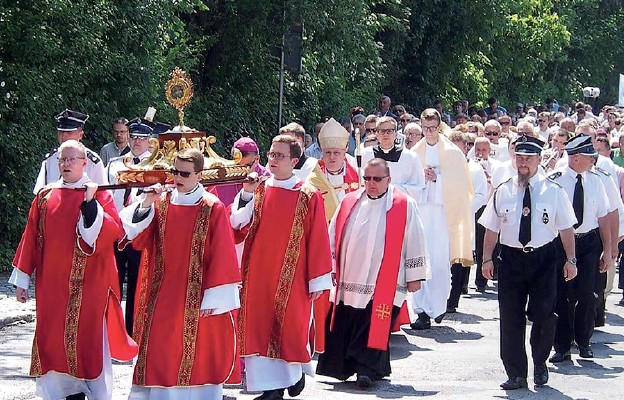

{"left": 332, "top": 187, "right": 407, "bottom": 351}
{"left": 318, "top": 159, "right": 360, "bottom": 193}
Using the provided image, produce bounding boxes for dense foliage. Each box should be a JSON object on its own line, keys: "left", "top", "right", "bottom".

{"left": 1, "top": 0, "right": 623, "bottom": 269}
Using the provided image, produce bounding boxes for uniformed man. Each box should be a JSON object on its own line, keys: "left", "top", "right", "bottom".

{"left": 479, "top": 135, "right": 577, "bottom": 390}
{"left": 548, "top": 135, "right": 613, "bottom": 363}
{"left": 107, "top": 117, "right": 155, "bottom": 335}
{"left": 34, "top": 109, "right": 107, "bottom": 194}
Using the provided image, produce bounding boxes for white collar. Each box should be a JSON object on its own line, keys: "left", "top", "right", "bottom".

{"left": 171, "top": 184, "right": 204, "bottom": 205}
{"left": 54, "top": 173, "right": 90, "bottom": 188}
{"left": 266, "top": 174, "right": 301, "bottom": 190}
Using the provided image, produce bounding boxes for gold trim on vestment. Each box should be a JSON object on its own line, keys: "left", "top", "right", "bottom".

{"left": 266, "top": 184, "right": 313, "bottom": 358}
{"left": 65, "top": 241, "right": 89, "bottom": 376}
{"left": 36, "top": 187, "right": 52, "bottom": 249}
{"left": 177, "top": 201, "right": 211, "bottom": 386}
{"left": 30, "top": 332, "right": 42, "bottom": 376}
{"left": 237, "top": 182, "right": 267, "bottom": 354}
{"left": 134, "top": 193, "right": 170, "bottom": 384}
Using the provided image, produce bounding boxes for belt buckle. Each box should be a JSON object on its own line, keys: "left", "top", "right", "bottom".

{"left": 522, "top": 246, "right": 534, "bottom": 253}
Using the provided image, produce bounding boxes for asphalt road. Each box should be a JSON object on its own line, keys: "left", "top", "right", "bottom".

{"left": 1, "top": 270, "right": 624, "bottom": 400}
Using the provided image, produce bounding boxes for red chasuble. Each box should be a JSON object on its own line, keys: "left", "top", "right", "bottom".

{"left": 331, "top": 187, "right": 408, "bottom": 350}
{"left": 236, "top": 181, "right": 332, "bottom": 362}
{"left": 12, "top": 187, "right": 137, "bottom": 379}
{"left": 130, "top": 192, "right": 241, "bottom": 387}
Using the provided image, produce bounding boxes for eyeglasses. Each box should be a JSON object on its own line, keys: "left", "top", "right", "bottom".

{"left": 485, "top": 131, "right": 499, "bottom": 136}
{"left": 130, "top": 135, "right": 149, "bottom": 140}
{"left": 267, "top": 151, "right": 289, "bottom": 160}
{"left": 400, "top": 118, "right": 411, "bottom": 123}
{"left": 353, "top": 122, "right": 364, "bottom": 126}
{"left": 615, "top": 121, "right": 622, "bottom": 126}
{"left": 365, "top": 138, "right": 378, "bottom": 143}
{"left": 378, "top": 128, "right": 396, "bottom": 135}
{"left": 365, "top": 128, "right": 378, "bottom": 133}
{"left": 422, "top": 125, "right": 440, "bottom": 132}
{"left": 363, "top": 175, "right": 389, "bottom": 182}
{"left": 171, "top": 168, "right": 194, "bottom": 178}
{"left": 538, "top": 119, "right": 547, "bottom": 123}
{"left": 58, "top": 156, "right": 85, "bottom": 164}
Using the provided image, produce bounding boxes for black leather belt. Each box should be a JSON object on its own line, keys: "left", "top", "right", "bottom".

{"left": 575, "top": 228, "right": 598, "bottom": 239}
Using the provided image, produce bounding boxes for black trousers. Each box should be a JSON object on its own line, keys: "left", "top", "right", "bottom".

{"left": 115, "top": 244, "right": 141, "bottom": 336}
{"left": 498, "top": 240, "right": 561, "bottom": 379}
{"left": 316, "top": 301, "right": 400, "bottom": 381}
{"left": 553, "top": 230, "right": 602, "bottom": 352}
{"left": 448, "top": 263, "right": 468, "bottom": 309}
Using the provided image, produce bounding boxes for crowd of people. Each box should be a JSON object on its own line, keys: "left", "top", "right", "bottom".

{"left": 8, "top": 94, "right": 624, "bottom": 399}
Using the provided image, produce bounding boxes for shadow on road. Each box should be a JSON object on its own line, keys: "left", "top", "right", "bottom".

{"left": 389, "top": 334, "right": 431, "bottom": 360}
{"left": 492, "top": 385, "right": 577, "bottom": 399}
{"left": 402, "top": 325, "right": 483, "bottom": 344}
{"left": 318, "top": 379, "right": 438, "bottom": 398}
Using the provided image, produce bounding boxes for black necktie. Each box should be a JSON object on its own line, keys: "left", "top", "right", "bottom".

{"left": 573, "top": 174, "right": 584, "bottom": 229}
{"left": 518, "top": 186, "right": 531, "bottom": 246}
{"left": 133, "top": 157, "right": 141, "bottom": 164}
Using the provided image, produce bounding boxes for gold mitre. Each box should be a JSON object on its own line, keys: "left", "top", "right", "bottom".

{"left": 319, "top": 118, "right": 349, "bottom": 150}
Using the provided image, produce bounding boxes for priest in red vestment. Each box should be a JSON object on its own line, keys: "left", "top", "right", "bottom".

{"left": 9, "top": 140, "right": 137, "bottom": 400}
{"left": 118, "top": 148, "right": 241, "bottom": 400}
{"left": 231, "top": 135, "right": 333, "bottom": 400}
{"left": 316, "top": 158, "right": 429, "bottom": 388}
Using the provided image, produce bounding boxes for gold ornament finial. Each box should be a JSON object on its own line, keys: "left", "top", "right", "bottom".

{"left": 165, "top": 67, "right": 194, "bottom": 129}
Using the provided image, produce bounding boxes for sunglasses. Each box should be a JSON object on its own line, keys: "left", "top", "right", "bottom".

{"left": 485, "top": 131, "right": 499, "bottom": 136}
{"left": 171, "top": 168, "right": 194, "bottom": 178}
{"left": 365, "top": 128, "right": 378, "bottom": 133}
{"left": 400, "top": 119, "right": 411, "bottom": 122}
{"left": 363, "top": 175, "right": 389, "bottom": 182}
{"left": 130, "top": 135, "right": 149, "bottom": 140}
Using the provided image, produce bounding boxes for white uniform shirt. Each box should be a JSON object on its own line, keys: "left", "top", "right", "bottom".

{"left": 34, "top": 147, "right": 107, "bottom": 194}
{"left": 107, "top": 151, "right": 151, "bottom": 212}
{"left": 479, "top": 173, "right": 576, "bottom": 248}
{"left": 467, "top": 160, "right": 488, "bottom": 213}
{"left": 548, "top": 167, "right": 609, "bottom": 234}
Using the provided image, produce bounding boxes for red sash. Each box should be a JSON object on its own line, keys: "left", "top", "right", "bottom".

{"left": 332, "top": 187, "right": 408, "bottom": 351}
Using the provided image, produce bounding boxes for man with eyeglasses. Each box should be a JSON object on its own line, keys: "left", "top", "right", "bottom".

{"left": 347, "top": 114, "right": 367, "bottom": 156}
{"left": 411, "top": 109, "right": 474, "bottom": 329}
{"left": 467, "top": 120, "right": 510, "bottom": 163}
{"left": 317, "top": 119, "right": 360, "bottom": 217}
{"left": 535, "top": 112, "right": 551, "bottom": 142}
{"left": 120, "top": 147, "right": 241, "bottom": 399}
{"left": 34, "top": 109, "right": 107, "bottom": 194}
{"left": 10, "top": 139, "right": 137, "bottom": 400}
{"left": 100, "top": 117, "right": 130, "bottom": 166}
{"left": 231, "top": 135, "right": 332, "bottom": 400}
{"left": 105, "top": 117, "right": 155, "bottom": 336}
{"left": 362, "top": 116, "right": 425, "bottom": 199}
{"left": 317, "top": 158, "right": 428, "bottom": 388}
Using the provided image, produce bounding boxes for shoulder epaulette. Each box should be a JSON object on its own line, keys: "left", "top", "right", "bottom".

{"left": 86, "top": 149, "right": 102, "bottom": 164}
{"left": 594, "top": 166, "right": 610, "bottom": 176}
{"left": 548, "top": 171, "right": 562, "bottom": 180}
{"left": 42, "top": 148, "right": 57, "bottom": 162}
{"left": 587, "top": 169, "right": 599, "bottom": 176}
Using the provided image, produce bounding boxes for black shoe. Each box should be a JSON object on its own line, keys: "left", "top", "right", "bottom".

{"left": 410, "top": 313, "right": 431, "bottom": 330}
{"left": 534, "top": 364, "right": 548, "bottom": 386}
{"left": 287, "top": 373, "right": 305, "bottom": 397}
{"left": 549, "top": 351, "right": 571, "bottom": 363}
{"left": 461, "top": 287, "right": 468, "bottom": 295}
{"left": 356, "top": 374, "right": 373, "bottom": 389}
{"left": 578, "top": 346, "right": 594, "bottom": 358}
{"left": 66, "top": 394, "right": 86, "bottom": 400}
{"left": 618, "top": 297, "right": 624, "bottom": 306}
{"left": 434, "top": 313, "right": 446, "bottom": 323}
{"left": 476, "top": 286, "right": 486, "bottom": 293}
{"left": 500, "top": 376, "right": 528, "bottom": 390}
{"left": 253, "top": 390, "right": 284, "bottom": 400}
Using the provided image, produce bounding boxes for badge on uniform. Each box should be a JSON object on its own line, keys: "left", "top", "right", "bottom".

{"left": 522, "top": 207, "right": 530, "bottom": 217}
{"left": 542, "top": 211, "right": 549, "bottom": 224}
